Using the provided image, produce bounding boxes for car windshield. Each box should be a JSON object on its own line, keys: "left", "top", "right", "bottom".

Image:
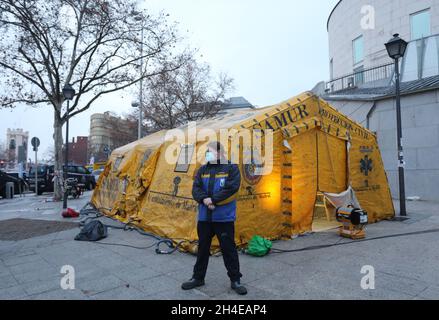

{"left": 29, "top": 166, "right": 46, "bottom": 175}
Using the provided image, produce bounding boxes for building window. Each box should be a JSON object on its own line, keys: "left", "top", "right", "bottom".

{"left": 411, "top": 9, "right": 430, "bottom": 40}
{"left": 353, "top": 36, "right": 364, "bottom": 65}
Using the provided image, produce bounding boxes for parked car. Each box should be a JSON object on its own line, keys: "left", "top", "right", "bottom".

{"left": 0, "top": 170, "right": 22, "bottom": 198}
{"left": 28, "top": 164, "right": 96, "bottom": 195}
{"left": 67, "top": 165, "right": 96, "bottom": 191}
{"left": 28, "top": 165, "right": 54, "bottom": 195}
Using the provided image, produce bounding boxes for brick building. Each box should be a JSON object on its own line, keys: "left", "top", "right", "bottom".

{"left": 65, "top": 136, "right": 88, "bottom": 166}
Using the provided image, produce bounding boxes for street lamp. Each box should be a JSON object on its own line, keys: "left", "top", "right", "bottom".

{"left": 385, "top": 33, "right": 408, "bottom": 217}
{"left": 132, "top": 11, "right": 144, "bottom": 140}
{"left": 131, "top": 100, "right": 142, "bottom": 139}
{"left": 62, "top": 83, "right": 75, "bottom": 211}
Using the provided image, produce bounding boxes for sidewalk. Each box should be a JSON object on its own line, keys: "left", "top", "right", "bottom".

{"left": 0, "top": 193, "right": 438, "bottom": 300}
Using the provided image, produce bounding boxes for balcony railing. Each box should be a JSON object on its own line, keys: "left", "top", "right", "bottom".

{"left": 326, "top": 63, "right": 394, "bottom": 93}
{"left": 326, "top": 33, "right": 439, "bottom": 93}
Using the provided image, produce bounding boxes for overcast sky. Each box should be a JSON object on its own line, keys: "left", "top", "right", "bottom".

{"left": 0, "top": 0, "right": 338, "bottom": 158}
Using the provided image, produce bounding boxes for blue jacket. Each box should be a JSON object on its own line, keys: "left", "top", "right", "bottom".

{"left": 192, "top": 162, "right": 241, "bottom": 222}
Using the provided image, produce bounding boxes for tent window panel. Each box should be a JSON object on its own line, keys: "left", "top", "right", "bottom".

{"left": 175, "top": 144, "right": 195, "bottom": 173}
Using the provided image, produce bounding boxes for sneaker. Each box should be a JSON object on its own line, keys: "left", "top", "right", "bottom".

{"left": 231, "top": 281, "right": 248, "bottom": 295}
{"left": 181, "top": 278, "right": 205, "bottom": 290}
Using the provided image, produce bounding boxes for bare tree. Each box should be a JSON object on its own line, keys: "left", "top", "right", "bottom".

{"left": 139, "top": 54, "right": 234, "bottom": 131}
{"left": 0, "top": 0, "right": 184, "bottom": 199}
{"left": 42, "top": 145, "right": 55, "bottom": 164}
{"left": 107, "top": 112, "right": 138, "bottom": 147}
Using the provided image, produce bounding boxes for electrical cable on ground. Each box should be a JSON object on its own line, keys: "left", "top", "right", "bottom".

{"left": 78, "top": 202, "right": 197, "bottom": 254}
{"left": 270, "top": 228, "right": 439, "bottom": 254}
{"left": 95, "top": 242, "right": 158, "bottom": 250}
{"left": 78, "top": 203, "right": 439, "bottom": 256}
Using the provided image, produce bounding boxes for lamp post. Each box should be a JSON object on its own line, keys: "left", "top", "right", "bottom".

{"left": 132, "top": 11, "right": 144, "bottom": 140}
{"left": 62, "top": 84, "right": 76, "bottom": 211}
{"left": 131, "top": 100, "right": 142, "bottom": 140}
{"left": 385, "top": 33, "right": 408, "bottom": 217}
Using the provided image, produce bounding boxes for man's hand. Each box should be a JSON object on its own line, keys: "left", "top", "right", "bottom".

{"left": 203, "top": 198, "right": 213, "bottom": 206}
{"left": 208, "top": 204, "right": 216, "bottom": 211}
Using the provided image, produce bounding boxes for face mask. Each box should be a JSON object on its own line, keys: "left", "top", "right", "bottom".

{"left": 205, "top": 151, "right": 216, "bottom": 163}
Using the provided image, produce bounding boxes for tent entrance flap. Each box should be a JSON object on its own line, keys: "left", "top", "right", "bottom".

{"left": 314, "top": 131, "right": 348, "bottom": 231}
{"left": 288, "top": 128, "right": 349, "bottom": 234}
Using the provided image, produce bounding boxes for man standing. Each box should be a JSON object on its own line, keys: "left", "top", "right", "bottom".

{"left": 182, "top": 141, "right": 247, "bottom": 295}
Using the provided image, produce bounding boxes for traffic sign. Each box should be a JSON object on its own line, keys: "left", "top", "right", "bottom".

{"left": 31, "top": 137, "right": 40, "bottom": 151}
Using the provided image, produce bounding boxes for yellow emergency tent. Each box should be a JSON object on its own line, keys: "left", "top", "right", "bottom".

{"left": 91, "top": 92, "right": 394, "bottom": 251}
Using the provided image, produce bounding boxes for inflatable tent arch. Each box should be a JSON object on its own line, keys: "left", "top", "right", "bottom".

{"left": 91, "top": 92, "right": 395, "bottom": 251}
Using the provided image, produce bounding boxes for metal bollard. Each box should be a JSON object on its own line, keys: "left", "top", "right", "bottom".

{"left": 5, "top": 182, "right": 14, "bottom": 199}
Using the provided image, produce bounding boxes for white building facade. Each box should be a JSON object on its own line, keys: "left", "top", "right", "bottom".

{"left": 322, "top": 0, "right": 439, "bottom": 202}
{"left": 328, "top": 0, "right": 439, "bottom": 80}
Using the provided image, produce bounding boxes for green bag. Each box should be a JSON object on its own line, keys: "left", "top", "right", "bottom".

{"left": 247, "top": 235, "right": 272, "bottom": 257}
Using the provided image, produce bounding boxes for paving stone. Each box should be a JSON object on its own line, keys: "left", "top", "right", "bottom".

{"left": 0, "top": 274, "right": 18, "bottom": 289}
{"left": 145, "top": 288, "right": 209, "bottom": 300}
{"left": 8, "top": 259, "right": 55, "bottom": 275}
{"left": 91, "top": 285, "right": 150, "bottom": 300}
{"left": 76, "top": 274, "right": 126, "bottom": 296}
{"left": 21, "top": 277, "right": 61, "bottom": 296}
{"left": 0, "top": 285, "right": 28, "bottom": 299}
{"left": 113, "top": 265, "right": 162, "bottom": 284}
{"left": 134, "top": 275, "right": 183, "bottom": 296}
{"left": 416, "top": 285, "right": 439, "bottom": 299}
{"left": 2, "top": 254, "right": 45, "bottom": 267}
{"left": 13, "top": 269, "right": 58, "bottom": 284}
{"left": 377, "top": 272, "right": 429, "bottom": 297}
{"left": 214, "top": 284, "right": 289, "bottom": 300}
{"left": 28, "top": 288, "right": 89, "bottom": 300}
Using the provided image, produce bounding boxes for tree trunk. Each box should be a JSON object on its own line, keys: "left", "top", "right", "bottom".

{"left": 53, "top": 110, "right": 64, "bottom": 201}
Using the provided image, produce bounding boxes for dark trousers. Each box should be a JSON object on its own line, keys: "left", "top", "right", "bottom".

{"left": 193, "top": 221, "right": 242, "bottom": 282}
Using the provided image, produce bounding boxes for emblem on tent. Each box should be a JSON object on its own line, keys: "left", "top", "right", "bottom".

{"left": 172, "top": 176, "right": 182, "bottom": 196}
{"left": 242, "top": 148, "right": 263, "bottom": 186}
{"left": 360, "top": 155, "right": 373, "bottom": 176}
{"left": 243, "top": 162, "right": 263, "bottom": 185}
